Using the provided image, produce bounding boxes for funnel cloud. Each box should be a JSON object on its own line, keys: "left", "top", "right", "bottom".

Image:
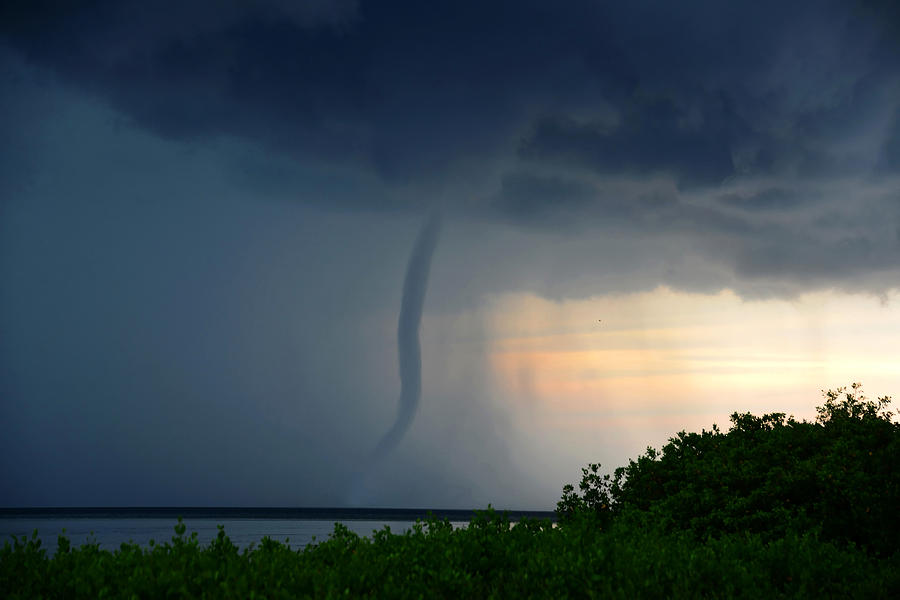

{"left": 373, "top": 214, "right": 442, "bottom": 460}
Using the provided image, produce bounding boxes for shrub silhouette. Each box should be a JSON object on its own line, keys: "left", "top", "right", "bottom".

{"left": 558, "top": 383, "right": 900, "bottom": 556}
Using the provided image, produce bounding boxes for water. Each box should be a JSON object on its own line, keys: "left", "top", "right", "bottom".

{"left": 0, "top": 508, "right": 555, "bottom": 555}
{"left": 0, "top": 517, "right": 453, "bottom": 554}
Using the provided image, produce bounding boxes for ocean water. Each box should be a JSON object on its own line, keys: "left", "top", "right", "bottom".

{"left": 0, "top": 517, "right": 453, "bottom": 554}
{"left": 0, "top": 508, "right": 555, "bottom": 556}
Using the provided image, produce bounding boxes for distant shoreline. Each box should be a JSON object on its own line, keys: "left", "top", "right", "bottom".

{"left": 0, "top": 507, "right": 558, "bottom": 522}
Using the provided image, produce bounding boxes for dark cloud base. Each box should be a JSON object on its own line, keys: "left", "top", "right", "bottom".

{"left": 4, "top": 0, "right": 899, "bottom": 292}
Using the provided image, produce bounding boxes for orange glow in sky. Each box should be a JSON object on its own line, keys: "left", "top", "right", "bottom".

{"left": 477, "top": 286, "right": 900, "bottom": 474}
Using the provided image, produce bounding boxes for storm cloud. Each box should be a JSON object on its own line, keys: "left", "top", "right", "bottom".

{"left": 3, "top": 0, "right": 900, "bottom": 292}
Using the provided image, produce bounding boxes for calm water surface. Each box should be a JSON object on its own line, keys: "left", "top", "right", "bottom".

{"left": 0, "top": 508, "right": 555, "bottom": 555}
{"left": 0, "top": 517, "right": 466, "bottom": 554}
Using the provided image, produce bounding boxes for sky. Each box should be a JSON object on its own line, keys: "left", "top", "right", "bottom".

{"left": 1, "top": 0, "right": 900, "bottom": 510}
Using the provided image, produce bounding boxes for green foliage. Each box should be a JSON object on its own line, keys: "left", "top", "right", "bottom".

{"left": 3, "top": 383, "right": 898, "bottom": 598}
{"left": 556, "top": 463, "right": 614, "bottom": 525}
{"left": 559, "top": 383, "right": 900, "bottom": 557}
{"left": 2, "top": 510, "right": 898, "bottom": 598}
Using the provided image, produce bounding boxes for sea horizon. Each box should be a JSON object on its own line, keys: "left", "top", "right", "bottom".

{"left": 0, "top": 506, "right": 557, "bottom": 555}
{"left": 0, "top": 506, "right": 557, "bottom": 521}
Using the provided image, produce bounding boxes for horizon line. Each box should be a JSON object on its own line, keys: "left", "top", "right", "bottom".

{"left": 0, "top": 506, "right": 558, "bottom": 521}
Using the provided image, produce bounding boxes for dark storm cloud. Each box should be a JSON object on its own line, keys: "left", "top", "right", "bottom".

{"left": 487, "top": 172, "right": 754, "bottom": 238}
{"left": 5, "top": 0, "right": 895, "bottom": 187}
{"left": 878, "top": 108, "right": 900, "bottom": 173}
{"left": 717, "top": 188, "right": 818, "bottom": 212}
{"left": 2, "top": 0, "right": 900, "bottom": 291}
{"left": 518, "top": 92, "right": 741, "bottom": 188}
{"left": 733, "top": 232, "right": 889, "bottom": 282}
{"left": 488, "top": 172, "right": 596, "bottom": 226}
